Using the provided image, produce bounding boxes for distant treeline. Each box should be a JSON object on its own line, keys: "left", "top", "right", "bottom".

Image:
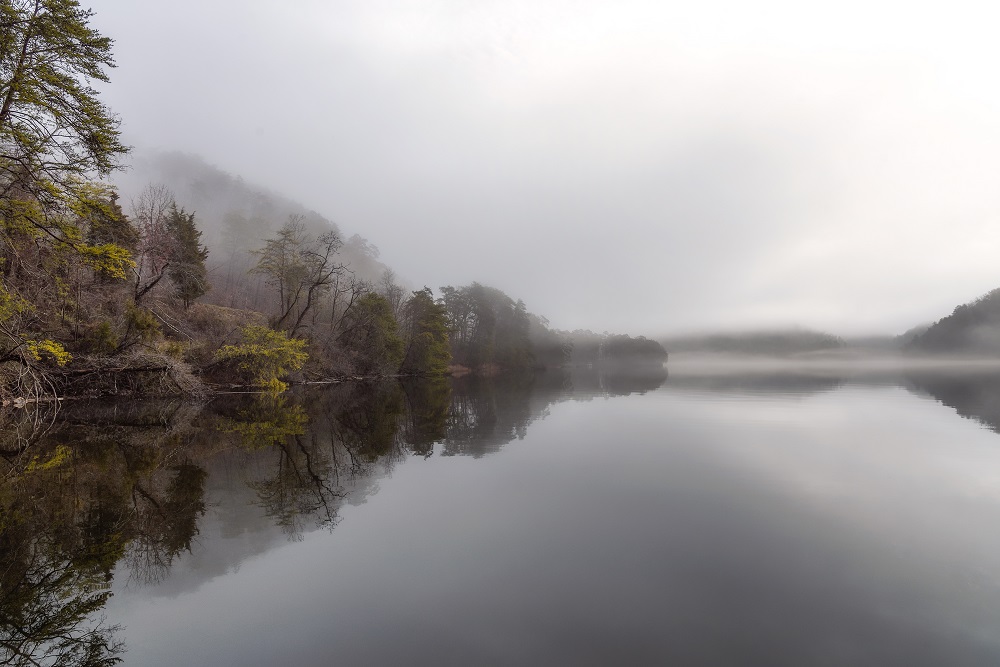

{"left": 662, "top": 330, "right": 845, "bottom": 356}
{"left": 908, "top": 288, "right": 1000, "bottom": 354}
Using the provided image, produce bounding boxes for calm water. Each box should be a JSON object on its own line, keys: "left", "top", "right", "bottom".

{"left": 5, "top": 367, "right": 1000, "bottom": 665}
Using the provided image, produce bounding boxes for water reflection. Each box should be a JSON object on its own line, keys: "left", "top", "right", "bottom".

{"left": 7, "top": 365, "right": 1000, "bottom": 665}
{"left": 663, "top": 372, "right": 844, "bottom": 398}
{"left": 904, "top": 370, "right": 1000, "bottom": 433}
{"left": 0, "top": 400, "right": 208, "bottom": 665}
{"left": 2, "top": 370, "right": 651, "bottom": 665}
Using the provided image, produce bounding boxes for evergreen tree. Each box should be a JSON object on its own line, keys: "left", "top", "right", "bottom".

{"left": 165, "top": 205, "right": 209, "bottom": 309}
{"left": 400, "top": 288, "right": 451, "bottom": 375}
{"left": 0, "top": 1, "right": 131, "bottom": 394}
{"left": 339, "top": 293, "right": 404, "bottom": 375}
{"left": 82, "top": 187, "right": 138, "bottom": 263}
{"left": 0, "top": 0, "right": 129, "bottom": 265}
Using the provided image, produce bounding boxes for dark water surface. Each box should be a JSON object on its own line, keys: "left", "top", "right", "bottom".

{"left": 5, "top": 367, "right": 1000, "bottom": 665}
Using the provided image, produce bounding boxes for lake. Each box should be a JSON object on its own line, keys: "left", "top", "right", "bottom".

{"left": 4, "top": 365, "right": 1000, "bottom": 665}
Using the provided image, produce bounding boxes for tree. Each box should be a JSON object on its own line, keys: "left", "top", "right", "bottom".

{"left": 377, "top": 268, "right": 405, "bottom": 321}
{"left": 400, "top": 288, "right": 450, "bottom": 375}
{"left": 165, "top": 205, "right": 209, "bottom": 308}
{"left": 129, "top": 183, "right": 175, "bottom": 303}
{"left": 338, "top": 293, "right": 404, "bottom": 375}
{"left": 439, "top": 283, "right": 533, "bottom": 369}
{"left": 251, "top": 217, "right": 345, "bottom": 335}
{"left": 0, "top": 0, "right": 128, "bottom": 266}
{"left": 82, "top": 187, "right": 136, "bottom": 251}
{"left": 0, "top": 1, "right": 132, "bottom": 398}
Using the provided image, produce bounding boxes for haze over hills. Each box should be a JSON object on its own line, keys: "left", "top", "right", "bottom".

{"left": 113, "top": 150, "right": 397, "bottom": 290}
{"left": 662, "top": 329, "right": 845, "bottom": 356}
{"left": 114, "top": 151, "right": 1000, "bottom": 362}
{"left": 659, "top": 293, "right": 1000, "bottom": 359}
{"left": 908, "top": 289, "right": 1000, "bottom": 355}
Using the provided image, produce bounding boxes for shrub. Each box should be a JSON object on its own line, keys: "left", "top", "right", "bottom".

{"left": 213, "top": 326, "right": 308, "bottom": 392}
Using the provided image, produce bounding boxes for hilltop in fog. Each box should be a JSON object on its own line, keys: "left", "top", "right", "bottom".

{"left": 114, "top": 150, "right": 397, "bottom": 294}
{"left": 908, "top": 289, "right": 1000, "bottom": 355}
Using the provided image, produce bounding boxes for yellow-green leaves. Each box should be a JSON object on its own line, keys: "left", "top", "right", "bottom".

{"left": 26, "top": 339, "right": 72, "bottom": 366}
{"left": 214, "top": 325, "right": 308, "bottom": 392}
{"left": 77, "top": 242, "right": 136, "bottom": 280}
{"left": 0, "top": 283, "right": 30, "bottom": 321}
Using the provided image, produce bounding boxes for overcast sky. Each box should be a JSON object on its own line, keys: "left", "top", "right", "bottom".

{"left": 88, "top": 0, "right": 1000, "bottom": 336}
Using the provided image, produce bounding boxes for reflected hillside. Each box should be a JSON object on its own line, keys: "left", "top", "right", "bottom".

{"left": 567, "top": 364, "right": 668, "bottom": 398}
{"left": 0, "top": 400, "right": 213, "bottom": 666}
{"left": 0, "top": 370, "right": 676, "bottom": 665}
{"left": 443, "top": 374, "right": 546, "bottom": 458}
{"left": 662, "top": 372, "right": 844, "bottom": 398}
{"left": 442, "top": 367, "right": 668, "bottom": 457}
{"left": 904, "top": 371, "right": 1000, "bottom": 433}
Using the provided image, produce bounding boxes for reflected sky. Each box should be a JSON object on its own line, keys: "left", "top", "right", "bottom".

{"left": 92, "top": 373, "right": 1000, "bottom": 666}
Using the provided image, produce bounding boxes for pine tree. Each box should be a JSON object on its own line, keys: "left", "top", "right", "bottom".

{"left": 165, "top": 205, "right": 209, "bottom": 309}
{"left": 0, "top": 0, "right": 131, "bottom": 396}
{"left": 0, "top": 0, "right": 128, "bottom": 252}
{"left": 400, "top": 288, "right": 451, "bottom": 375}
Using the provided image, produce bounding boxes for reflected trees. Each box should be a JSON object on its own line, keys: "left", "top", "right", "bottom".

{"left": 0, "top": 402, "right": 210, "bottom": 665}
{"left": 0, "top": 370, "right": 670, "bottom": 664}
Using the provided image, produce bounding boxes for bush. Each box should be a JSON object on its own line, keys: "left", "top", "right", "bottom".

{"left": 213, "top": 326, "right": 308, "bottom": 392}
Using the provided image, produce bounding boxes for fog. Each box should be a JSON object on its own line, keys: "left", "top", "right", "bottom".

{"left": 665, "top": 353, "right": 1000, "bottom": 377}
{"left": 87, "top": 0, "right": 1000, "bottom": 336}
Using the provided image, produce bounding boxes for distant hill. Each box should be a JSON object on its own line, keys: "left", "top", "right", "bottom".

{"left": 113, "top": 150, "right": 395, "bottom": 286}
{"left": 560, "top": 330, "right": 668, "bottom": 366}
{"left": 662, "top": 329, "right": 844, "bottom": 356}
{"left": 908, "top": 288, "right": 1000, "bottom": 354}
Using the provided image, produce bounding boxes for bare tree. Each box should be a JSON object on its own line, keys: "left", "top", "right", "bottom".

{"left": 378, "top": 268, "right": 406, "bottom": 322}
{"left": 251, "top": 217, "right": 347, "bottom": 336}
{"left": 130, "top": 184, "right": 176, "bottom": 303}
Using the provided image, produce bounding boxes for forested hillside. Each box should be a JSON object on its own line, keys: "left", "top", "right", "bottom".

{"left": 908, "top": 288, "right": 1000, "bottom": 354}
{"left": 0, "top": 2, "right": 665, "bottom": 402}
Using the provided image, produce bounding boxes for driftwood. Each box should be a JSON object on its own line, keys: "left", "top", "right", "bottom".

{"left": 6, "top": 354, "right": 210, "bottom": 401}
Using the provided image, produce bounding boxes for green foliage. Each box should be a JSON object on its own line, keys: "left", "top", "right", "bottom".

{"left": 124, "top": 303, "right": 160, "bottom": 344}
{"left": 439, "top": 283, "right": 533, "bottom": 369}
{"left": 165, "top": 205, "right": 209, "bottom": 308}
{"left": 161, "top": 341, "right": 186, "bottom": 359}
{"left": 340, "top": 293, "right": 404, "bottom": 375}
{"left": 401, "top": 288, "right": 451, "bottom": 375}
{"left": 0, "top": 282, "right": 30, "bottom": 321}
{"left": 218, "top": 394, "right": 309, "bottom": 449}
{"left": 78, "top": 182, "right": 137, "bottom": 250}
{"left": 89, "top": 321, "right": 118, "bottom": 354}
{"left": 0, "top": 0, "right": 140, "bottom": 399}
{"left": 0, "top": 0, "right": 132, "bottom": 278}
{"left": 76, "top": 241, "right": 136, "bottom": 280}
{"left": 24, "top": 444, "right": 73, "bottom": 472}
{"left": 0, "top": 0, "right": 127, "bottom": 187}
{"left": 214, "top": 325, "right": 308, "bottom": 391}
